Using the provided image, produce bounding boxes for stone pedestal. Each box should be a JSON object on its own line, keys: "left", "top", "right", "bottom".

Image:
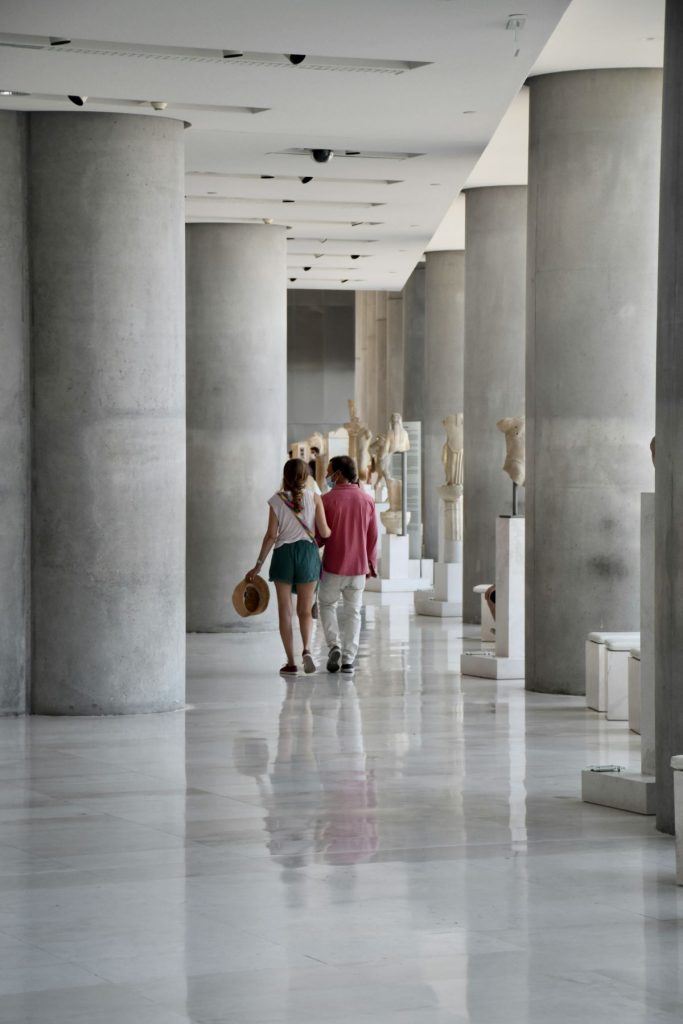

{"left": 365, "top": 535, "right": 433, "bottom": 593}
{"left": 461, "top": 517, "right": 525, "bottom": 678}
{"left": 415, "top": 493, "right": 463, "bottom": 617}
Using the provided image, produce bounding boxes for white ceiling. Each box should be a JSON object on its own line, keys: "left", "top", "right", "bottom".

{"left": 425, "top": 0, "right": 664, "bottom": 253}
{"left": 0, "top": 0, "right": 572, "bottom": 290}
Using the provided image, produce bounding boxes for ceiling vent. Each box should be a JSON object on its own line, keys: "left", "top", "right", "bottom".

{"left": 188, "top": 195, "right": 385, "bottom": 209}
{"left": 0, "top": 34, "right": 430, "bottom": 75}
{"left": 7, "top": 92, "right": 267, "bottom": 115}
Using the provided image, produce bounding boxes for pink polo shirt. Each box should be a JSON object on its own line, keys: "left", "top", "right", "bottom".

{"left": 321, "top": 484, "right": 378, "bottom": 576}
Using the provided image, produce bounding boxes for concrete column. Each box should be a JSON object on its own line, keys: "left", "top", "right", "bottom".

{"left": 655, "top": 0, "right": 683, "bottom": 834}
{"left": 375, "top": 292, "right": 388, "bottom": 435}
{"left": 354, "top": 291, "right": 367, "bottom": 421}
{"left": 0, "top": 112, "right": 29, "bottom": 713}
{"left": 386, "top": 293, "right": 404, "bottom": 418}
{"left": 402, "top": 265, "right": 425, "bottom": 424}
{"left": 186, "top": 224, "right": 287, "bottom": 632}
{"left": 423, "top": 251, "right": 465, "bottom": 559}
{"left": 29, "top": 113, "right": 186, "bottom": 714}
{"left": 463, "top": 187, "right": 527, "bottom": 622}
{"left": 526, "top": 70, "right": 660, "bottom": 695}
{"left": 364, "top": 293, "right": 378, "bottom": 432}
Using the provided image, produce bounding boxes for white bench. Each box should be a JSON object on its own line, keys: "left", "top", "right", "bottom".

{"left": 672, "top": 756, "right": 683, "bottom": 885}
{"left": 628, "top": 646, "right": 641, "bottom": 734}
{"left": 585, "top": 631, "right": 640, "bottom": 712}
{"left": 473, "top": 584, "right": 495, "bottom": 642}
{"left": 605, "top": 637, "right": 639, "bottom": 721}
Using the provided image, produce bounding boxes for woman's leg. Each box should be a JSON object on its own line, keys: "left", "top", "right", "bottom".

{"left": 296, "top": 581, "right": 317, "bottom": 652}
{"left": 274, "top": 582, "right": 296, "bottom": 665}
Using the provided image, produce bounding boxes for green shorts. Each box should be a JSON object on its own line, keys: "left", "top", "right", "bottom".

{"left": 269, "top": 540, "right": 321, "bottom": 586}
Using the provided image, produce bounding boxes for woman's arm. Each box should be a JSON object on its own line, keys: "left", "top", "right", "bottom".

{"left": 314, "top": 494, "right": 331, "bottom": 539}
{"left": 246, "top": 507, "right": 279, "bottom": 581}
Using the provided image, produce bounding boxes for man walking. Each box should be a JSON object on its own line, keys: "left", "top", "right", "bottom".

{"left": 319, "top": 455, "right": 378, "bottom": 674}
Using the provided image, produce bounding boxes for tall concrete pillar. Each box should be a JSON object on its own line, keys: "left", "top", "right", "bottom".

{"left": 402, "top": 265, "right": 425, "bottom": 424}
{"left": 386, "top": 293, "right": 404, "bottom": 417}
{"left": 526, "top": 70, "right": 660, "bottom": 695}
{"left": 0, "top": 112, "right": 29, "bottom": 713}
{"left": 463, "top": 187, "right": 527, "bottom": 622}
{"left": 423, "top": 251, "right": 465, "bottom": 559}
{"left": 186, "top": 223, "right": 287, "bottom": 632}
{"left": 375, "top": 292, "right": 388, "bottom": 435}
{"left": 29, "top": 113, "right": 186, "bottom": 714}
{"left": 354, "top": 291, "right": 367, "bottom": 422}
{"left": 655, "top": 0, "right": 683, "bottom": 834}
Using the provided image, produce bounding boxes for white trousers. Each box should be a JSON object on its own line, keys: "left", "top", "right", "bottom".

{"left": 318, "top": 572, "right": 366, "bottom": 662}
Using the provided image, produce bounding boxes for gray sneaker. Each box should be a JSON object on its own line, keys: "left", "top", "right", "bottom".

{"left": 341, "top": 662, "right": 354, "bottom": 674}
{"left": 326, "top": 646, "right": 341, "bottom": 673}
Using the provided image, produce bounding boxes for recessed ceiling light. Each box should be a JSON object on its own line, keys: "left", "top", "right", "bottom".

{"left": 49, "top": 37, "right": 71, "bottom": 46}
{"left": 282, "top": 199, "right": 295, "bottom": 203}
{"left": 289, "top": 277, "right": 297, "bottom": 282}
{"left": 261, "top": 174, "right": 275, "bottom": 179}
{"left": 223, "top": 50, "right": 244, "bottom": 58}
{"left": 463, "top": 110, "right": 476, "bottom": 115}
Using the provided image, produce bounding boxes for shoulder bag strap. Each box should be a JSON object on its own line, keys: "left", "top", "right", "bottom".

{"left": 278, "top": 491, "right": 317, "bottom": 544}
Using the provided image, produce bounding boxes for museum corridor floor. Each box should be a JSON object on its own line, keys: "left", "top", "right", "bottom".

{"left": 0, "top": 599, "right": 681, "bottom": 1023}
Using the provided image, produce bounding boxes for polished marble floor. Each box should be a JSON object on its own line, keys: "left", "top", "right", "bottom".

{"left": 0, "top": 597, "right": 681, "bottom": 1023}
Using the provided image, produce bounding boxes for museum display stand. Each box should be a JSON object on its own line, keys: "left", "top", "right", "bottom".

{"left": 415, "top": 493, "right": 462, "bottom": 617}
{"left": 366, "top": 534, "right": 433, "bottom": 593}
{"left": 460, "top": 515, "right": 525, "bottom": 679}
{"left": 582, "top": 493, "right": 656, "bottom": 815}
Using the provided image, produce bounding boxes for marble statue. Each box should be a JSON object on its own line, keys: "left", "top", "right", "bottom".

{"left": 497, "top": 416, "right": 525, "bottom": 487}
{"left": 356, "top": 423, "right": 373, "bottom": 483}
{"left": 344, "top": 399, "right": 365, "bottom": 464}
{"left": 386, "top": 412, "right": 410, "bottom": 454}
{"left": 441, "top": 413, "right": 464, "bottom": 488}
{"left": 438, "top": 413, "right": 464, "bottom": 553}
{"left": 371, "top": 415, "right": 411, "bottom": 534}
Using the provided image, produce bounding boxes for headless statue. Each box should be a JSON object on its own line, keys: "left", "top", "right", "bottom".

{"left": 496, "top": 416, "right": 525, "bottom": 488}
{"left": 442, "top": 413, "right": 464, "bottom": 487}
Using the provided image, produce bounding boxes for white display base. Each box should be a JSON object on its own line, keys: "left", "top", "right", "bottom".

{"left": 605, "top": 646, "right": 631, "bottom": 721}
{"left": 460, "top": 651, "right": 525, "bottom": 679}
{"left": 415, "top": 562, "right": 462, "bottom": 617}
{"left": 365, "top": 535, "right": 433, "bottom": 593}
{"left": 461, "top": 517, "right": 525, "bottom": 679}
{"left": 473, "top": 584, "right": 496, "bottom": 642}
{"left": 628, "top": 652, "right": 641, "bottom": 735}
{"left": 582, "top": 769, "right": 656, "bottom": 815}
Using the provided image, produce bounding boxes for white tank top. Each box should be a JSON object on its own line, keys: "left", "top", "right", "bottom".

{"left": 268, "top": 489, "right": 316, "bottom": 548}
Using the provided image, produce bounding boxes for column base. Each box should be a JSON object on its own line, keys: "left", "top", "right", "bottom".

{"left": 460, "top": 651, "right": 525, "bottom": 679}
{"left": 581, "top": 769, "right": 656, "bottom": 815}
{"left": 415, "top": 561, "right": 462, "bottom": 617}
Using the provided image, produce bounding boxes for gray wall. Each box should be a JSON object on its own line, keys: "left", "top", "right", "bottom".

{"left": 287, "top": 290, "right": 355, "bottom": 442}
{"left": 0, "top": 112, "right": 29, "bottom": 713}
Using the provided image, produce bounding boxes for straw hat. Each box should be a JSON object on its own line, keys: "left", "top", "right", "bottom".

{"left": 232, "top": 574, "right": 270, "bottom": 618}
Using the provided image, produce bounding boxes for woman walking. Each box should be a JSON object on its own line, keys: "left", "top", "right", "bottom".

{"left": 247, "top": 459, "right": 330, "bottom": 675}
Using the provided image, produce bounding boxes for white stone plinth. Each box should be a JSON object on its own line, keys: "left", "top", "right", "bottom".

{"left": 582, "top": 769, "right": 656, "bottom": 815}
{"left": 437, "top": 491, "right": 462, "bottom": 564}
{"left": 414, "top": 562, "right": 462, "bottom": 617}
{"left": 461, "top": 517, "right": 525, "bottom": 679}
{"left": 473, "top": 584, "right": 495, "bottom": 642}
{"left": 366, "top": 535, "right": 432, "bottom": 593}
{"left": 628, "top": 650, "right": 641, "bottom": 734}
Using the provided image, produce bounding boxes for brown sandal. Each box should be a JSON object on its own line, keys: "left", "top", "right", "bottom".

{"left": 279, "top": 664, "right": 298, "bottom": 675}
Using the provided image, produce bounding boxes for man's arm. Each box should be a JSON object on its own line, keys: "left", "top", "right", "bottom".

{"left": 365, "top": 498, "right": 378, "bottom": 576}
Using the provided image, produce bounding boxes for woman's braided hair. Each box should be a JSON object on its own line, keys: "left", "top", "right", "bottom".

{"left": 282, "top": 458, "right": 310, "bottom": 513}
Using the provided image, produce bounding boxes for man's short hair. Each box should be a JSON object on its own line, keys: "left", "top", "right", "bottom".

{"left": 329, "top": 455, "right": 358, "bottom": 483}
